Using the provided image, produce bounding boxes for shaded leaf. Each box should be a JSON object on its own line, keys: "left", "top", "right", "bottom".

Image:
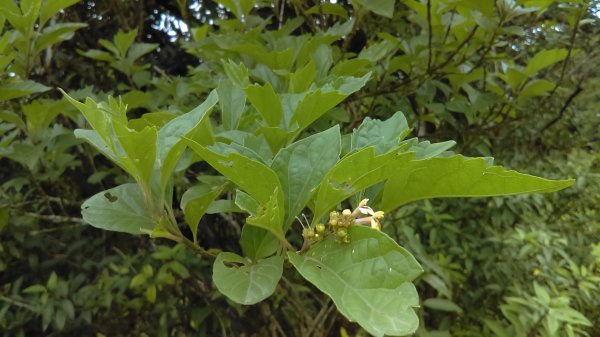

{"left": 241, "top": 225, "right": 279, "bottom": 260}
{"left": 213, "top": 252, "right": 283, "bottom": 305}
{"left": 423, "top": 298, "right": 463, "bottom": 313}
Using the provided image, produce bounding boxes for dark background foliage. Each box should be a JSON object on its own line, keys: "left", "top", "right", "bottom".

{"left": 1, "top": 0, "right": 598, "bottom": 336}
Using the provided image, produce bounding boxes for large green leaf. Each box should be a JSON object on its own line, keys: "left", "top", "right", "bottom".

{"left": 381, "top": 155, "right": 575, "bottom": 211}
{"left": 289, "top": 226, "right": 423, "bottom": 337}
{"left": 213, "top": 252, "right": 283, "bottom": 305}
{"left": 157, "top": 90, "right": 218, "bottom": 192}
{"left": 184, "top": 140, "right": 282, "bottom": 206}
{"left": 271, "top": 126, "right": 341, "bottom": 227}
{"left": 314, "top": 147, "right": 415, "bottom": 221}
{"left": 185, "top": 140, "right": 286, "bottom": 241}
{"left": 81, "top": 183, "right": 155, "bottom": 235}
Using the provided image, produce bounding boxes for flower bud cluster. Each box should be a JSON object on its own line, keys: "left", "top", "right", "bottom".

{"left": 327, "top": 209, "right": 354, "bottom": 243}
{"left": 300, "top": 199, "right": 385, "bottom": 245}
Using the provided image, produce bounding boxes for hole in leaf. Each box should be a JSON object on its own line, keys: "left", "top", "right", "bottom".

{"left": 223, "top": 261, "right": 244, "bottom": 268}
{"left": 104, "top": 192, "right": 118, "bottom": 202}
{"left": 217, "top": 160, "right": 234, "bottom": 167}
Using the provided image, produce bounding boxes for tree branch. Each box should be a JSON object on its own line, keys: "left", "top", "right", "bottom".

{"left": 540, "top": 85, "right": 583, "bottom": 132}
{"left": 426, "top": 0, "right": 433, "bottom": 73}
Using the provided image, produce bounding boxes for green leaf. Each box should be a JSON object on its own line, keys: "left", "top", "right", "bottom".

{"left": 184, "top": 140, "right": 283, "bottom": 206}
{"left": 222, "top": 60, "right": 250, "bottom": 88}
{"left": 351, "top": 112, "right": 411, "bottom": 154}
{"left": 39, "top": 0, "right": 80, "bottom": 27}
{"left": 382, "top": 155, "right": 575, "bottom": 211}
{"left": 62, "top": 91, "right": 127, "bottom": 146}
{"left": 59, "top": 299, "right": 75, "bottom": 320}
{"left": 78, "top": 48, "right": 115, "bottom": 62}
{"left": 245, "top": 82, "right": 283, "bottom": 127}
{"left": 127, "top": 42, "right": 158, "bottom": 62}
{"left": 35, "top": 23, "right": 87, "bottom": 54}
{"left": 205, "top": 199, "right": 242, "bottom": 214}
{"left": 235, "top": 190, "right": 260, "bottom": 214}
{"left": 5, "top": 142, "right": 43, "bottom": 171}
{"left": 181, "top": 180, "right": 228, "bottom": 243}
{"left": 290, "top": 74, "right": 370, "bottom": 133}
{"left": 114, "top": 123, "right": 157, "bottom": 186}
{"left": 22, "top": 284, "right": 46, "bottom": 293}
{"left": 0, "top": 207, "right": 8, "bottom": 233}
{"left": 113, "top": 29, "right": 138, "bottom": 58}
{"left": 81, "top": 183, "right": 155, "bottom": 234}
{"left": 74, "top": 129, "right": 126, "bottom": 172}
{"left": 246, "top": 186, "right": 286, "bottom": 243}
{"left": 216, "top": 0, "right": 255, "bottom": 20}
{"left": 423, "top": 298, "right": 463, "bottom": 313}
{"left": 0, "top": 81, "right": 51, "bottom": 102}
{"left": 484, "top": 319, "right": 511, "bottom": 337}
{"left": 146, "top": 284, "right": 157, "bottom": 303}
{"left": 314, "top": 147, "right": 415, "bottom": 220}
{"left": 213, "top": 252, "right": 283, "bottom": 305}
{"left": 271, "top": 126, "right": 341, "bottom": 227}
{"left": 359, "top": 40, "right": 398, "bottom": 63}
{"left": 525, "top": 48, "right": 568, "bottom": 75}
{"left": 289, "top": 60, "right": 317, "bottom": 93}
{"left": 218, "top": 78, "right": 246, "bottom": 130}
{"left": 306, "top": 3, "right": 349, "bottom": 19}
{"left": 404, "top": 139, "right": 456, "bottom": 160}
{"left": 157, "top": 90, "right": 218, "bottom": 192}
{"left": 21, "top": 99, "right": 69, "bottom": 136}
{"left": 289, "top": 226, "right": 422, "bottom": 337}
{"left": 519, "top": 79, "right": 555, "bottom": 100}
{"left": 353, "top": 0, "right": 396, "bottom": 18}
{"left": 551, "top": 307, "right": 592, "bottom": 326}
{"left": 0, "top": 110, "right": 26, "bottom": 130}
{"left": 241, "top": 225, "right": 279, "bottom": 260}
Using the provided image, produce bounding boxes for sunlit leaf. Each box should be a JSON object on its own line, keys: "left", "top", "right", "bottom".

{"left": 81, "top": 183, "right": 155, "bottom": 234}
{"left": 382, "top": 155, "right": 575, "bottom": 211}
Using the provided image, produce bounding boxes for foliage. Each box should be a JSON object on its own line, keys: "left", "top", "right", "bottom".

{"left": 1, "top": 1, "right": 598, "bottom": 337}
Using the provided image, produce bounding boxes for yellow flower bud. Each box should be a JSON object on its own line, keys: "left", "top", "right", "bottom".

{"left": 316, "top": 223, "right": 326, "bottom": 234}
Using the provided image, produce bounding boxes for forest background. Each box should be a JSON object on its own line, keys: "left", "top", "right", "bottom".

{"left": 0, "top": 0, "right": 599, "bottom": 336}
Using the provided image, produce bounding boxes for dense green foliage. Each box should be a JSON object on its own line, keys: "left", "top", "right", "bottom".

{"left": 1, "top": 1, "right": 599, "bottom": 336}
